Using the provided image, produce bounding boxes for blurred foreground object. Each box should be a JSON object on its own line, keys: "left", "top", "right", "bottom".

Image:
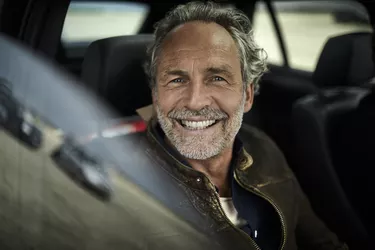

{"left": 0, "top": 34, "right": 229, "bottom": 250}
{"left": 0, "top": 77, "right": 43, "bottom": 148}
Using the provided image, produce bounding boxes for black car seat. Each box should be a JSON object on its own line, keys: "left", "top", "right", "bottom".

{"left": 331, "top": 84, "right": 375, "bottom": 237}
{"left": 289, "top": 32, "right": 374, "bottom": 249}
{"left": 81, "top": 35, "right": 153, "bottom": 116}
{"left": 252, "top": 32, "right": 374, "bottom": 175}
{"left": 313, "top": 32, "right": 374, "bottom": 88}
{"left": 251, "top": 73, "right": 317, "bottom": 170}
{"left": 292, "top": 87, "right": 372, "bottom": 249}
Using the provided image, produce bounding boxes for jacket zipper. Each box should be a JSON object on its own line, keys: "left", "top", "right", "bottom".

{"left": 234, "top": 172, "right": 287, "bottom": 250}
{"left": 207, "top": 181, "right": 262, "bottom": 250}
{"left": 160, "top": 154, "right": 262, "bottom": 249}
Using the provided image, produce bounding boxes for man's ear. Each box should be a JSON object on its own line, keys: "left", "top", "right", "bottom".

{"left": 243, "top": 83, "right": 254, "bottom": 113}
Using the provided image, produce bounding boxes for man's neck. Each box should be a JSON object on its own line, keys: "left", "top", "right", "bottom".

{"left": 186, "top": 145, "right": 234, "bottom": 197}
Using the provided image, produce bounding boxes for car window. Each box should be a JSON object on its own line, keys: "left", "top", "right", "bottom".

{"left": 253, "top": 0, "right": 372, "bottom": 71}
{"left": 61, "top": 1, "right": 149, "bottom": 49}
{"left": 253, "top": 1, "right": 284, "bottom": 66}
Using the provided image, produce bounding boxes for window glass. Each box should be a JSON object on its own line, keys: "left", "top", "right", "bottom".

{"left": 253, "top": 1, "right": 372, "bottom": 71}
{"left": 253, "top": 2, "right": 284, "bottom": 66}
{"left": 61, "top": 1, "right": 149, "bottom": 47}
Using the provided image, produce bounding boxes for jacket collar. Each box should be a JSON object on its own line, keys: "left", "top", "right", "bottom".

{"left": 234, "top": 125, "right": 293, "bottom": 189}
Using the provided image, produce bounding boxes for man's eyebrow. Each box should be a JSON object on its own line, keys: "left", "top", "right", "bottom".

{"left": 205, "top": 65, "right": 234, "bottom": 76}
{"left": 162, "top": 69, "right": 189, "bottom": 78}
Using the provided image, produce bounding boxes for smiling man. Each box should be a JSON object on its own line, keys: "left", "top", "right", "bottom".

{"left": 154, "top": 19, "right": 250, "bottom": 197}
{"left": 143, "top": 2, "right": 347, "bottom": 250}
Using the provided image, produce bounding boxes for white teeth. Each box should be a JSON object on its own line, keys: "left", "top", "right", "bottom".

{"left": 181, "top": 120, "right": 216, "bottom": 130}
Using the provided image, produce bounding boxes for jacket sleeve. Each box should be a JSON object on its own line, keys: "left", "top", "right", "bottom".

{"left": 295, "top": 181, "right": 349, "bottom": 250}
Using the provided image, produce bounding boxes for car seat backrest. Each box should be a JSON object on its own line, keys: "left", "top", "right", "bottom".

{"left": 254, "top": 32, "right": 374, "bottom": 176}
{"left": 81, "top": 35, "right": 153, "bottom": 116}
{"left": 292, "top": 87, "right": 370, "bottom": 248}
{"left": 313, "top": 32, "right": 374, "bottom": 88}
{"left": 330, "top": 84, "right": 375, "bottom": 237}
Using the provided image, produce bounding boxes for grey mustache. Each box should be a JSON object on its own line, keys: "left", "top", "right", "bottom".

{"left": 168, "top": 107, "right": 228, "bottom": 120}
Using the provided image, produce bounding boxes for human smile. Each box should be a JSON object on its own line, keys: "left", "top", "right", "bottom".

{"left": 173, "top": 118, "right": 223, "bottom": 132}
{"left": 180, "top": 119, "right": 216, "bottom": 130}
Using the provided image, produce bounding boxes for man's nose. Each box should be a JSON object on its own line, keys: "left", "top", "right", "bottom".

{"left": 184, "top": 81, "right": 212, "bottom": 110}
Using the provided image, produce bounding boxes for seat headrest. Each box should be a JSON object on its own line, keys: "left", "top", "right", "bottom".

{"left": 81, "top": 35, "right": 153, "bottom": 116}
{"left": 313, "top": 32, "right": 374, "bottom": 88}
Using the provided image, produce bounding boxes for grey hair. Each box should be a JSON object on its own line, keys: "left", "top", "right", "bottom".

{"left": 144, "top": 1, "right": 268, "bottom": 90}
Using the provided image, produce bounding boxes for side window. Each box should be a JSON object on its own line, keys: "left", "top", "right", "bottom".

{"left": 61, "top": 1, "right": 149, "bottom": 55}
{"left": 253, "top": 1, "right": 372, "bottom": 71}
{"left": 253, "top": 2, "right": 284, "bottom": 66}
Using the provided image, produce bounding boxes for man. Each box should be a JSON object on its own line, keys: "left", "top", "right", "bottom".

{"left": 141, "top": 2, "right": 347, "bottom": 249}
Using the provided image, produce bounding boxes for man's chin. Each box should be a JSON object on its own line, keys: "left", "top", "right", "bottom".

{"left": 178, "top": 149, "right": 218, "bottom": 161}
{"left": 172, "top": 140, "right": 222, "bottom": 160}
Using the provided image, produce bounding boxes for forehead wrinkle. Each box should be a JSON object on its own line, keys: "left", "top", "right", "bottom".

{"left": 158, "top": 33, "right": 241, "bottom": 79}
{"left": 161, "top": 46, "right": 235, "bottom": 59}
{"left": 159, "top": 53, "right": 233, "bottom": 73}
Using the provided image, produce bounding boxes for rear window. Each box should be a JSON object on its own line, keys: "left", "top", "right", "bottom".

{"left": 253, "top": 0, "right": 372, "bottom": 71}
{"left": 61, "top": 1, "right": 149, "bottom": 53}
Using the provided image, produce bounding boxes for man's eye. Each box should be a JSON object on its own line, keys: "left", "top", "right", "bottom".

{"left": 170, "top": 78, "right": 184, "bottom": 84}
{"left": 213, "top": 76, "right": 225, "bottom": 81}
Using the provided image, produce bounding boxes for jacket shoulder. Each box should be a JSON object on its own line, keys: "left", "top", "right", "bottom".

{"left": 237, "top": 124, "right": 294, "bottom": 178}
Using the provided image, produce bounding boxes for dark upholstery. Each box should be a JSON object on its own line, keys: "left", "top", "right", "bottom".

{"left": 313, "top": 32, "right": 374, "bottom": 88}
{"left": 81, "top": 35, "right": 153, "bottom": 116}
{"left": 253, "top": 32, "right": 374, "bottom": 175}
{"left": 289, "top": 33, "right": 374, "bottom": 248}
{"left": 252, "top": 73, "right": 317, "bottom": 167}
{"left": 331, "top": 85, "right": 375, "bottom": 237}
{"left": 292, "top": 87, "right": 371, "bottom": 249}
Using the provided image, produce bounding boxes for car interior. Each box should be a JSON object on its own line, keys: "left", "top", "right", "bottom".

{"left": 0, "top": 0, "right": 374, "bottom": 249}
